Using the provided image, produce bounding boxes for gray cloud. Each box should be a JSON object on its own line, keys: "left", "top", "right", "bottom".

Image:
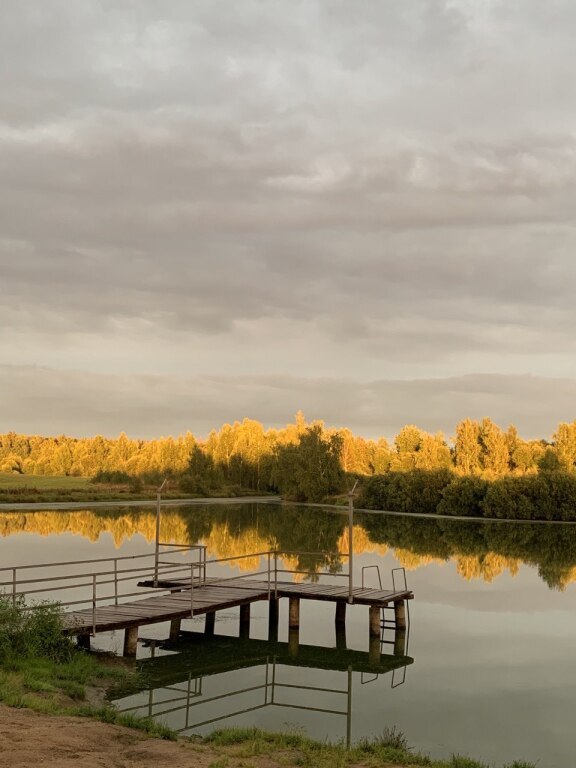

{"left": 1, "top": 1, "right": 576, "bottom": 432}
{"left": 0, "top": 365, "right": 573, "bottom": 441}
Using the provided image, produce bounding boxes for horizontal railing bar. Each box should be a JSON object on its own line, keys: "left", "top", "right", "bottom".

{"left": 205, "top": 551, "right": 272, "bottom": 564}
{"left": 275, "top": 550, "right": 350, "bottom": 558}
{"left": 0, "top": 547, "right": 201, "bottom": 573}
{"left": 176, "top": 702, "right": 269, "bottom": 731}
{"left": 273, "top": 702, "right": 347, "bottom": 716}
{"left": 276, "top": 569, "right": 348, "bottom": 578}
{"left": 275, "top": 682, "right": 347, "bottom": 695}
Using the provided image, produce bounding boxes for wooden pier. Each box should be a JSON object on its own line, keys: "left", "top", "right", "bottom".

{"left": 1, "top": 544, "right": 413, "bottom": 659}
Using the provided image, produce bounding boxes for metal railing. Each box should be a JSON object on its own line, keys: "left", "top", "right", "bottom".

{"left": 0, "top": 546, "right": 410, "bottom": 637}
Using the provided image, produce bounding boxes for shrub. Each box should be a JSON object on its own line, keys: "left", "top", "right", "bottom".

{"left": 438, "top": 476, "right": 490, "bottom": 517}
{"left": 358, "top": 470, "right": 453, "bottom": 515}
{"left": 0, "top": 596, "right": 73, "bottom": 663}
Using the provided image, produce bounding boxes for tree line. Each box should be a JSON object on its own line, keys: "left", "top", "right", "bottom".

{"left": 2, "top": 413, "right": 576, "bottom": 505}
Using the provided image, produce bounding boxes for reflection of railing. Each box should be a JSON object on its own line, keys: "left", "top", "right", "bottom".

{"left": 116, "top": 656, "right": 357, "bottom": 745}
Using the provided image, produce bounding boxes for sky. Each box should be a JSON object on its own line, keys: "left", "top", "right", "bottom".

{"left": 1, "top": 0, "right": 576, "bottom": 441}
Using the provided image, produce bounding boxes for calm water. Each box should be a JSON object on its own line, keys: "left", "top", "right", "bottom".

{"left": 2, "top": 502, "right": 576, "bottom": 767}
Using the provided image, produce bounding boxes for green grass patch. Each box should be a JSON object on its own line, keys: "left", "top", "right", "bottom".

{"left": 0, "top": 473, "right": 91, "bottom": 489}
{"left": 203, "top": 728, "right": 538, "bottom": 768}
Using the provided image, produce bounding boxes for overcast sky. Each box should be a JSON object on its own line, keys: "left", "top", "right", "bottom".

{"left": 1, "top": 0, "right": 576, "bottom": 440}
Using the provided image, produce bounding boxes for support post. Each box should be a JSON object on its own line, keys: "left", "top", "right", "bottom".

{"left": 77, "top": 634, "right": 91, "bottom": 650}
{"left": 369, "top": 605, "right": 381, "bottom": 664}
{"left": 169, "top": 619, "right": 181, "bottom": 641}
{"left": 394, "top": 628, "right": 407, "bottom": 657}
{"left": 394, "top": 600, "right": 407, "bottom": 630}
{"left": 205, "top": 611, "right": 215, "bottom": 636}
{"left": 123, "top": 626, "right": 139, "bottom": 657}
{"left": 288, "top": 627, "right": 299, "bottom": 657}
{"left": 288, "top": 597, "right": 300, "bottom": 630}
{"left": 335, "top": 601, "right": 347, "bottom": 649}
{"left": 239, "top": 604, "right": 251, "bottom": 639}
{"left": 369, "top": 605, "right": 380, "bottom": 638}
{"left": 268, "top": 597, "right": 279, "bottom": 642}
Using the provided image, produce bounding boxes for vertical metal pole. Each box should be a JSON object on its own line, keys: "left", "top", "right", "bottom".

{"left": 274, "top": 551, "right": 278, "bottom": 598}
{"left": 154, "top": 478, "right": 167, "bottom": 587}
{"left": 348, "top": 484, "right": 356, "bottom": 604}
{"left": 267, "top": 551, "right": 271, "bottom": 599}
{"left": 346, "top": 666, "right": 353, "bottom": 749}
{"left": 190, "top": 563, "right": 194, "bottom": 618}
{"left": 114, "top": 559, "right": 118, "bottom": 606}
{"left": 12, "top": 568, "right": 16, "bottom": 606}
{"left": 92, "top": 574, "right": 97, "bottom": 637}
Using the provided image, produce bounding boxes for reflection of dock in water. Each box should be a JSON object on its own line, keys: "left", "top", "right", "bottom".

{"left": 112, "top": 627, "right": 414, "bottom": 746}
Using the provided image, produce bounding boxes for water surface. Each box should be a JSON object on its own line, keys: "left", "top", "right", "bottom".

{"left": 1, "top": 502, "right": 575, "bottom": 766}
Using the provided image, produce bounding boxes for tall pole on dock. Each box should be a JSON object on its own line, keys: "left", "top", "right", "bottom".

{"left": 348, "top": 480, "right": 358, "bottom": 605}
{"left": 154, "top": 478, "right": 168, "bottom": 587}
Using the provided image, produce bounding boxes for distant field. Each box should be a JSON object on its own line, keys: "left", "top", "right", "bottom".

{"left": 0, "top": 474, "right": 91, "bottom": 489}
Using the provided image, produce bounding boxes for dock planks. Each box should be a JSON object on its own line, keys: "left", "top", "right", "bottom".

{"left": 64, "top": 576, "right": 412, "bottom": 636}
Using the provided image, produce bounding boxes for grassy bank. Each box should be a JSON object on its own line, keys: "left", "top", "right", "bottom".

{"left": 0, "top": 472, "right": 268, "bottom": 504}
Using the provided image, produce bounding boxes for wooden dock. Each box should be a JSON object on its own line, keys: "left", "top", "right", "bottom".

{"left": 2, "top": 543, "right": 413, "bottom": 659}
{"left": 66, "top": 576, "right": 412, "bottom": 657}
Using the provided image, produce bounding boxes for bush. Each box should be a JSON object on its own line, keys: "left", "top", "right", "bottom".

{"left": 483, "top": 473, "right": 576, "bottom": 521}
{"left": 438, "top": 476, "right": 490, "bottom": 517}
{"left": 358, "top": 469, "right": 453, "bottom": 515}
{"left": 0, "top": 596, "right": 74, "bottom": 663}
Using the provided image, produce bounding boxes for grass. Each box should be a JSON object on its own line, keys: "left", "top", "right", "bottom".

{"left": 0, "top": 472, "right": 270, "bottom": 504}
{"left": 202, "top": 728, "right": 538, "bottom": 768}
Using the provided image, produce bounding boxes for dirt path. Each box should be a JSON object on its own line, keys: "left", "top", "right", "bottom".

{"left": 0, "top": 705, "right": 281, "bottom": 768}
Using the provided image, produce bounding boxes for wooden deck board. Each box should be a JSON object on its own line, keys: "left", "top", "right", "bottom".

{"left": 64, "top": 576, "right": 412, "bottom": 636}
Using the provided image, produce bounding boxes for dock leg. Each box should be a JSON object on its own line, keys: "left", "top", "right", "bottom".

{"left": 288, "top": 597, "right": 300, "bottom": 630}
{"left": 335, "top": 602, "right": 347, "bottom": 650}
{"left": 239, "top": 604, "right": 251, "bottom": 639}
{"left": 369, "top": 633, "right": 381, "bottom": 665}
{"left": 77, "top": 634, "right": 91, "bottom": 651}
{"left": 394, "top": 600, "right": 407, "bottom": 630}
{"left": 369, "top": 605, "right": 381, "bottom": 638}
{"left": 169, "top": 619, "right": 181, "bottom": 641}
{"left": 268, "top": 597, "right": 279, "bottom": 642}
{"left": 123, "top": 626, "right": 139, "bottom": 658}
{"left": 394, "top": 628, "right": 407, "bottom": 657}
{"left": 288, "top": 627, "right": 299, "bottom": 658}
{"left": 205, "top": 611, "right": 215, "bottom": 636}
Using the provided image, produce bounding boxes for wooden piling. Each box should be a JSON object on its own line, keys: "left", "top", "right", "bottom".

{"left": 288, "top": 627, "right": 299, "bottom": 657}
{"left": 169, "top": 619, "right": 181, "bottom": 641}
{"left": 335, "top": 601, "right": 346, "bottom": 627}
{"left": 394, "top": 628, "right": 407, "bottom": 657}
{"left": 239, "top": 604, "right": 251, "bottom": 639}
{"left": 77, "top": 634, "right": 90, "bottom": 650}
{"left": 205, "top": 611, "right": 215, "bottom": 636}
{"left": 394, "top": 600, "right": 406, "bottom": 629}
{"left": 268, "top": 597, "right": 279, "bottom": 642}
{"left": 369, "top": 633, "right": 381, "bottom": 665}
{"left": 123, "top": 626, "right": 139, "bottom": 657}
{"left": 369, "top": 605, "right": 381, "bottom": 638}
{"left": 289, "top": 597, "right": 300, "bottom": 630}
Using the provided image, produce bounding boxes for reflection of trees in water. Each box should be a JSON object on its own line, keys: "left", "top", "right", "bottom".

{"left": 358, "top": 513, "right": 576, "bottom": 589}
{"left": 2, "top": 505, "right": 576, "bottom": 589}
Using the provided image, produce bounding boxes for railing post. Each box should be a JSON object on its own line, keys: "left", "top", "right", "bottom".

{"left": 274, "top": 551, "right": 278, "bottom": 598}
{"left": 154, "top": 478, "right": 167, "bottom": 587}
{"left": 92, "top": 574, "right": 97, "bottom": 637}
{"left": 114, "top": 558, "right": 118, "bottom": 606}
{"left": 348, "top": 480, "right": 358, "bottom": 605}
{"left": 267, "top": 551, "right": 271, "bottom": 600}
{"left": 190, "top": 563, "right": 194, "bottom": 618}
{"left": 12, "top": 568, "right": 16, "bottom": 606}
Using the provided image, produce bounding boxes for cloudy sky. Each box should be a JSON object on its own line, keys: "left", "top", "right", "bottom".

{"left": 1, "top": 0, "right": 576, "bottom": 440}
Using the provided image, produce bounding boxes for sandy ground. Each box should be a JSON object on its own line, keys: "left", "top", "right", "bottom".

{"left": 0, "top": 705, "right": 288, "bottom": 768}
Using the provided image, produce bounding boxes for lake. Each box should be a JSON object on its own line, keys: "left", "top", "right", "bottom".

{"left": 1, "top": 501, "right": 576, "bottom": 767}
